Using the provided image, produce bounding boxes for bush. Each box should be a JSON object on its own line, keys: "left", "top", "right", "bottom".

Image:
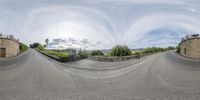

{"left": 110, "top": 45, "right": 131, "bottom": 57}
{"left": 176, "top": 43, "right": 181, "bottom": 53}
{"left": 45, "top": 50, "right": 68, "bottom": 58}
{"left": 142, "top": 46, "right": 175, "bottom": 54}
{"left": 30, "top": 42, "right": 40, "bottom": 48}
{"left": 142, "top": 47, "right": 162, "bottom": 54}
{"left": 36, "top": 44, "right": 44, "bottom": 51}
{"left": 19, "top": 43, "right": 28, "bottom": 53}
{"left": 91, "top": 50, "right": 104, "bottom": 56}
{"left": 77, "top": 51, "right": 88, "bottom": 59}
{"left": 133, "top": 51, "right": 142, "bottom": 55}
{"left": 30, "top": 42, "right": 44, "bottom": 51}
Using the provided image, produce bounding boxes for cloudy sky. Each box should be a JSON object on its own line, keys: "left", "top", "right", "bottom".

{"left": 0, "top": 0, "right": 200, "bottom": 49}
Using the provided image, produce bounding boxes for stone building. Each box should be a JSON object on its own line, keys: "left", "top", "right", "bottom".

{"left": 180, "top": 34, "right": 200, "bottom": 59}
{"left": 0, "top": 34, "right": 20, "bottom": 58}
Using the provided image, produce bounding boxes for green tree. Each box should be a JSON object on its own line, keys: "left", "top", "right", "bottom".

{"left": 36, "top": 44, "right": 44, "bottom": 51}
{"left": 19, "top": 43, "right": 28, "bottom": 53}
{"left": 30, "top": 42, "right": 44, "bottom": 51}
{"left": 91, "top": 50, "right": 104, "bottom": 56}
{"left": 110, "top": 45, "right": 131, "bottom": 57}
{"left": 176, "top": 43, "right": 181, "bottom": 53}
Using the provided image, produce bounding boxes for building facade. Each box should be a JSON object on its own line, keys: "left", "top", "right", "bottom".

{"left": 180, "top": 34, "right": 200, "bottom": 59}
{"left": 0, "top": 34, "right": 20, "bottom": 58}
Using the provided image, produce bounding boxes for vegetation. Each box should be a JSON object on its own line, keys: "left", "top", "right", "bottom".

{"left": 142, "top": 47, "right": 163, "bottom": 54}
{"left": 142, "top": 46, "right": 175, "bottom": 54}
{"left": 19, "top": 43, "right": 28, "bottom": 53}
{"left": 44, "top": 50, "right": 68, "bottom": 58}
{"left": 30, "top": 42, "right": 44, "bottom": 51}
{"left": 132, "top": 51, "right": 142, "bottom": 55}
{"left": 45, "top": 38, "right": 49, "bottom": 48}
{"left": 90, "top": 50, "right": 104, "bottom": 56}
{"left": 29, "top": 42, "right": 40, "bottom": 48}
{"left": 110, "top": 45, "right": 131, "bottom": 57}
{"left": 36, "top": 44, "right": 44, "bottom": 51}
{"left": 176, "top": 43, "right": 181, "bottom": 53}
{"left": 76, "top": 51, "right": 88, "bottom": 59}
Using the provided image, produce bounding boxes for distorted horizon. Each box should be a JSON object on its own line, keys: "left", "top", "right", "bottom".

{"left": 0, "top": 0, "right": 200, "bottom": 49}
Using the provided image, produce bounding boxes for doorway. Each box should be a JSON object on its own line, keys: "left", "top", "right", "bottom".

{"left": 0, "top": 48, "right": 6, "bottom": 58}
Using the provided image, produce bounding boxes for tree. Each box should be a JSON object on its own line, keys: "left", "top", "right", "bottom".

{"left": 37, "top": 44, "right": 44, "bottom": 51}
{"left": 45, "top": 38, "right": 49, "bottom": 48}
{"left": 110, "top": 45, "right": 131, "bottom": 57}
{"left": 91, "top": 50, "right": 104, "bottom": 56}
{"left": 20, "top": 43, "right": 28, "bottom": 53}
{"left": 30, "top": 42, "right": 40, "bottom": 48}
{"left": 29, "top": 42, "right": 44, "bottom": 51}
{"left": 176, "top": 43, "right": 181, "bottom": 53}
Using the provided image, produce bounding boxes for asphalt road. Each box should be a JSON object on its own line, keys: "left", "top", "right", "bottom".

{"left": 0, "top": 49, "right": 200, "bottom": 100}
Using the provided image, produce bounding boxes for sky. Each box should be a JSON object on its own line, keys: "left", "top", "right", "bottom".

{"left": 0, "top": 0, "right": 200, "bottom": 49}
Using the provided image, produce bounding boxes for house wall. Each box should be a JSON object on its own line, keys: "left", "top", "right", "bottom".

{"left": 180, "top": 38, "right": 200, "bottom": 59}
{"left": 0, "top": 38, "right": 19, "bottom": 58}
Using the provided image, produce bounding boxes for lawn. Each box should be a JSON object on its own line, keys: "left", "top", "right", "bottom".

{"left": 43, "top": 50, "right": 69, "bottom": 58}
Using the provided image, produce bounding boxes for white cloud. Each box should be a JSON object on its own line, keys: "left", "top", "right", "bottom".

{"left": 0, "top": 0, "right": 200, "bottom": 49}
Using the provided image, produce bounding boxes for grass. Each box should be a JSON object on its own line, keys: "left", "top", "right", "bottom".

{"left": 43, "top": 50, "right": 69, "bottom": 58}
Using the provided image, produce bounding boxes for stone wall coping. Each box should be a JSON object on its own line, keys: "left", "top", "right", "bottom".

{"left": 0, "top": 33, "right": 19, "bottom": 43}
{"left": 0, "top": 37, "right": 19, "bottom": 44}
{"left": 180, "top": 37, "right": 200, "bottom": 45}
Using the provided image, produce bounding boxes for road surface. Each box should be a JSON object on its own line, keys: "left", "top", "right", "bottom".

{"left": 0, "top": 49, "right": 200, "bottom": 100}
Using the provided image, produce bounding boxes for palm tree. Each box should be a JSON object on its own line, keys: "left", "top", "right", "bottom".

{"left": 45, "top": 38, "right": 49, "bottom": 48}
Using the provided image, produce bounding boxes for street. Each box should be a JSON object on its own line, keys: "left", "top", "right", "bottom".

{"left": 0, "top": 49, "right": 200, "bottom": 100}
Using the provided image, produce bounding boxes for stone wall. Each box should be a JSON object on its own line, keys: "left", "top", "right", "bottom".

{"left": 88, "top": 53, "right": 153, "bottom": 62}
{"left": 0, "top": 38, "right": 19, "bottom": 58}
{"left": 180, "top": 38, "right": 200, "bottom": 59}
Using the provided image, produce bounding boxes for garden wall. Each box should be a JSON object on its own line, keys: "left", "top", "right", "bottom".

{"left": 88, "top": 53, "right": 153, "bottom": 62}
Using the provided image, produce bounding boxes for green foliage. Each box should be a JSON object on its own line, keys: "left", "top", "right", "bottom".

{"left": 143, "top": 47, "right": 162, "bottom": 53}
{"left": 110, "top": 45, "right": 131, "bottom": 57}
{"left": 132, "top": 51, "right": 142, "bottom": 55}
{"left": 76, "top": 51, "right": 88, "bottom": 59}
{"left": 29, "top": 42, "right": 40, "bottom": 48}
{"left": 30, "top": 42, "right": 44, "bottom": 51}
{"left": 36, "top": 44, "right": 44, "bottom": 51}
{"left": 19, "top": 43, "right": 28, "bottom": 53}
{"left": 176, "top": 43, "right": 181, "bottom": 53}
{"left": 44, "top": 50, "right": 69, "bottom": 58}
{"left": 91, "top": 50, "right": 104, "bottom": 56}
{"left": 167, "top": 46, "right": 175, "bottom": 50}
{"left": 142, "top": 46, "right": 175, "bottom": 54}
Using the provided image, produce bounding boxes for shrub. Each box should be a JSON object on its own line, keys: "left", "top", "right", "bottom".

{"left": 30, "top": 42, "right": 40, "bottom": 48}
{"left": 91, "top": 50, "right": 104, "bottom": 56}
{"left": 45, "top": 50, "right": 68, "bottom": 58}
{"left": 133, "top": 51, "right": 142, "bottom": 55}
{"left": 36, "top": 44, "right": 44, "bottom": 51}
{"left": 19, "top": 43, "right": 28, "bottom": 53}
{"left": 142, "top": 47, "right": 162, "bottom": 53}
{"left": 176, "top": 43, "right": 181, "bottom": 53}
{"left": 110, "top": 45, "right": 131, "bottom": 57}
{"left": 77, "top": 51, "right": 88, "bottom": 59}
